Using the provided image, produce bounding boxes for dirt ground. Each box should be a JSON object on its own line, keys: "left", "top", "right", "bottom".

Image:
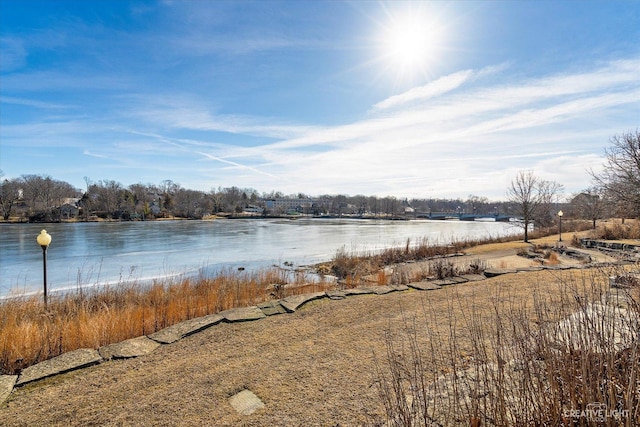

{"left": 1, "top": 236, "right": 634, "bottom": 426}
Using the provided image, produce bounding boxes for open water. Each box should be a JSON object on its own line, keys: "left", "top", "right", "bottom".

{"left": 0, "top": 218, "right": 522, "bottom": 297}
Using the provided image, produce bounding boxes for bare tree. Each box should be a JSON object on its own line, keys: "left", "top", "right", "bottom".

{"left": 89, "top": 180, "right": 124, "bottom": 218}
{"left": 0, "top": 178, "right": 21, "bottom": 220}
{"left": 536, "top": 179, "right": 565, "bottom": 227}
{"left": 570, "top": 187, "right": 608, "bottom": 229}
{"left": 591, "top": 130, "right": 640, "bottom": 219}
{"left": 507, "top": 170, "right": 563, "bottom": 242}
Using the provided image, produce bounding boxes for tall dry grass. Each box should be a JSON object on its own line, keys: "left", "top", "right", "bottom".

{"left": 371, "top": 265, "right": 640, "bottom": 426}
{"left": 589, "top": 220, "right": 640, "bottom": 240}
{"left": 329, "top": 235, "right": 515, "bottom": 283}
{"left": 0, "top": 268, "right": 332, "bottom": 375}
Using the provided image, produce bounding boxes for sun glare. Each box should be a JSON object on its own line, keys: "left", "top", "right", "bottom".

{"left": 384, "top": 18, "right": 436, "bottom": 68}
{"left": 375, "top": 5, "right": 447, "bottom": 85}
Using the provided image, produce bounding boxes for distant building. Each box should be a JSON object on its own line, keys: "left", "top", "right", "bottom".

{"left": 243, "top": 205, "right": 264, "bottom": 214}
{"left": 264, "top": 198, "right": 314, "bottom": 213}
{"left": 60, "top": 197, "right": 81, "bottom": 219}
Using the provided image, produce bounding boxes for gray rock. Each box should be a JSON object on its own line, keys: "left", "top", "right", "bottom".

{"left": 16, "top": 348, "right": 102, "bottom": 387}
{"left": 515, "top": 266, "right": 544, "bottom": 272}
{"left": 542, "top": 265, "right": 573, "bottom": 270}
{"left": 148, "top": 313, "right": 224, "bottom": 344}
{"left": 459, "top": 274, "right": 487, "bottom": 282}
{"left": 229, "top": 389, "right": 265, "bottom": 415}
{"left": 221, "top": 306, "right": 267, "bottom": 322}
{"left": 484, "top": 268, "right": 517, "bottom": 278}
{"left": 552, "top": 303, "right": 639, "bottom": 352}
{"left": 343, "top": 288, "right": 376, "bottom": 296}
{"left": 432, "top": 277, "right": 468, "bottom": 286}
{"left": 390, "top": 284, "right": 410, "bottom": 291}
{"left": 325, "top": 290, "right": 346, "bottom": 300}
{"left": 407, "top": 281, "right": 442, "bottom": 291}
{"left": 369, "top": 285, "right": 398, "bottom": 295}
{"left": 280, "top": 291, "right": 326, "bottom": 312}
{"left": 257, "top": 300, "right": 288, "bottom": 316}
{"left": 99, "top": 336, "right": 161, "bottom": 360}
{"left": 0, "top": 375, "right": 17, "bottom": 404}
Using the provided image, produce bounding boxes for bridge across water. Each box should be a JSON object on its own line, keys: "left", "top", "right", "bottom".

{"left": 415, "top": 212, "right": 518, "bottom": 222}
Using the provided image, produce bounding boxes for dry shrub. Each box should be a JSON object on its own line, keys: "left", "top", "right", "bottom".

{"left": 331, "top": 246, "right": 378, "bottom": 281}
{"left": 377, "top": 270, "right": 389, "bottom": 286}
{"left": 429, "top": 258, "right": 459, "bottom": 280}
{"left": 330, "top": 237, "right": 484, "bottom": 282}
{"left": 371, "top": 266, "right": 640, "bottom": 426}
{"left": 543, "top": 250, "right": 559, "bottom": 265}
{"left": 0, "top": 267, "right": 333, "bottom": 375}
{"left": 592, "top": 221, "right": 640, "bottom": 240}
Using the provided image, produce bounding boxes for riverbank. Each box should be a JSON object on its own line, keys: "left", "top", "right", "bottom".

{"left": 2, "top": 230, "right": 638, "bottom": 425}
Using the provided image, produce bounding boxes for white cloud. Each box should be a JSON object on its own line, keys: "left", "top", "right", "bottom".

{"left": 1, "top": 96, "right": 73, "bottom": 109}
{"left": 5, "top": 56, "right": 638, "bottom": 200}
{"left": 0, "top": 37, "right": 27, "bottom": 72}
{"left": 372, "top": 69, "right": 475, "bottom": 110}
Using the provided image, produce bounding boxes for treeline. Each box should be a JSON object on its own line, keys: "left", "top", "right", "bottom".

{"left": 2, "top": 129, "right": 638, "bottom": 223}
{"left": 0, "top": 173, "right": 633, "bottom": 225}
{"left": 0, "top": 174, "right": 519, "bottom": 222}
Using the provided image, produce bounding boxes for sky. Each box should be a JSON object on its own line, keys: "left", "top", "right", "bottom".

{"left": 1, "top": 0, "right": 638, "bottom": 201}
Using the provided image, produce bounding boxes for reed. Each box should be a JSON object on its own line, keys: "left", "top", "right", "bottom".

{"left": 0, "top": 267, "right": 333, "bottom": 375}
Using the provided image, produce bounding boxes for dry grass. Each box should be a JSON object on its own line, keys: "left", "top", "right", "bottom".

{"left": 328, "top": 235, "right": 528, "bottom": 283}
{"left": 0, "top": 221, "right": 627, "bottom": 377}
{"left": 0, "top": 268, "right": 332, "bottom": 376}
{"left": 371, "top": 265, "right": 640, "bottom": 426}
{"left": 1, "top": 266, "right": 638, "bottom": 426}
{"left": 589, "top": 219, "right": 640, "bottom": 241}
{"left": 465, "top": 241, "right": 531, "bottom": 255}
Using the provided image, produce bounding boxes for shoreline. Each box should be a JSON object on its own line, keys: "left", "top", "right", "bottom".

{"left": 1, "top": 238, "right": 637, "bottom": 424}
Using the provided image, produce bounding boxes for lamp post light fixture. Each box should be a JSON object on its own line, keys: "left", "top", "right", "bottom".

{"left": 36, "top": 229, "right": 52, "bottom": 306}
{"left": 557, "top": 210, "right": 564, "bottom": 242}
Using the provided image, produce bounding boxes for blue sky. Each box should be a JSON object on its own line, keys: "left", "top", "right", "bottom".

{"left": 1, "top": 0, "right": 638, "bottom": 200}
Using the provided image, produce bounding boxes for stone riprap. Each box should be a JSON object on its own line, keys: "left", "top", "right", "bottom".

{"left": 368, "top": 285, "right": 398, "bottom": 295}
{"left": 459, "top": 274, "right": 487, "bottom": 282}
{"left": 257, "top": 300, "right": 288, "bottom": 316}
{"left": 221, "top": 306, "right": 267, "bottom": 322}
{"left": 149, "top": 313, "right": 224, "bottom": 344}
{"left": 99, "top": 336, "right": 161, "bottom": 360}
{"left": 408, "top": 281, "right": 442, "bottom": 291}
{"left": 483, "top": 268, "right": 517, "bottom": 278}
{"left": 343, "top": 288, "right": 376, "bottom": 296}
{"left": 280, "top": 291, "right": 326, "bottom": 312}
{"left": 15, "top": 348, "right": 102, "bottom": 387}
{"left": 515, "top": 266, "right": 544, "bottom": 272}
{"left": 325, "top": 290, "right": 347, "bottom": 300}
{"left": 0, "top": 375, "right": 17, "bottom": 403}
{"left": 432, "top": 277, "right": 468, "bottom": 286}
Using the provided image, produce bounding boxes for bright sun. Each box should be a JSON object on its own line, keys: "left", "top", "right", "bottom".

{"left": 376, "top": 6, "right": 446, "bottom": 85}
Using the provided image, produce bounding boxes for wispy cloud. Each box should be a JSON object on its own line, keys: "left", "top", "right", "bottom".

{"left": 0, "top": 37, "right": 27, "bottom": 72}
{"left": 4, "top": 53, "right": 638, "bottom": 199}
{"left": 373, "top": 69, "right": 475, "bottom": 110}
{"left": 195, "top": 151, "right": 277, "bottom": 178}
{"left": 1, "top": 96, "right": 74, "bottom": 109}
{"left": 95, "top": 57, "right": 637, "bottom": 198}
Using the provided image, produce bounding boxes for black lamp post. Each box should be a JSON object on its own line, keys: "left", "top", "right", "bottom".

{"left": 557, "top": 210, "right": 563, "bottom": 242}
{"left": 36, "top": 229, "right": 52, "bottom": 306}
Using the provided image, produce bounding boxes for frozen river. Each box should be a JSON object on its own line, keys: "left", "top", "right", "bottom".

{"left": 0, "top": 218, "right": 522, "bottom": 297}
